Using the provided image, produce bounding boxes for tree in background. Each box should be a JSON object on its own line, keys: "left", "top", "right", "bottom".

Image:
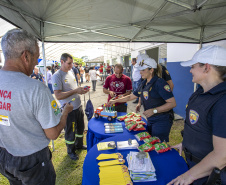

{"left": 72, "top": 56, "right": 85, "bottom": 66}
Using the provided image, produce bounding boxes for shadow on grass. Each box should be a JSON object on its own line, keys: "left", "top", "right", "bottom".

{"left": 53, "top": 134, "right": 87, "bottom": 185}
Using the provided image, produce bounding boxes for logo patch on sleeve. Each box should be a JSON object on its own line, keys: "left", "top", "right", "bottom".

{"left": 164, "top": 85, "right": 171, "bottom": 92}
{"left": 189, "top": 110, "right": 199, "bottom": 124}
{"left": 64, "top": 79, "right": 68, "bottom": 83}
{"left": 165, "top": 70, "right": 169, "bottom": 75}
{"left": 143, "top": 91, "right": 148, "bottom": 100}
{"left": 54, "top": 83, "right": 57, "bottom": 87}
{"left": 51, "top": 100, "right": 57, "bottom": 109}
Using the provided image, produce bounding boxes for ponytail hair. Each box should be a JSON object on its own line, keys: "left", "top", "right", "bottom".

{"left": 152, "top": 64, "right": 162, "bottom": 78}
{"left": 199, "top": 63, "right": 226, "bottom": 81}
{"left": 212, "top": 65, "right": 226, "bottom": 81}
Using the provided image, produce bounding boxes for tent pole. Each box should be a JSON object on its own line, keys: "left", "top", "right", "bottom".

{"left": 41, "top": 21, "right": 55, "bottom": 152}
{"left": 194, "top": 26, "right": 205, "bottom": 92}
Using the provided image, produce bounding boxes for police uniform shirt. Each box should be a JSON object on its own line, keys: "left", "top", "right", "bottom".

{"left": 133, "top": 75, "right": 174, "bottom": 111}
{"left": 183, "top": 81, "right": 226, "bottom": 159}
{"left": 161, "top": 65, "right": 172, "bottom": 82}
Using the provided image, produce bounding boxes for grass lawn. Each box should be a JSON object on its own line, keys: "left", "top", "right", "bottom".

{"left": 0, "top": 119, "right": 184, "bottom": 185}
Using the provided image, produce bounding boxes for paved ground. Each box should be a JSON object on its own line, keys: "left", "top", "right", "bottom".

{"left": 54, "top": 77, "right": 183, "bottom": 130}
{"left": 53, "top": 77, "right": 145, "bottom": 130}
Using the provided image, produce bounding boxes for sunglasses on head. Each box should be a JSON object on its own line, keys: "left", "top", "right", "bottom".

{"left": 139, "top": 60, "right": 152, "bottom": 68}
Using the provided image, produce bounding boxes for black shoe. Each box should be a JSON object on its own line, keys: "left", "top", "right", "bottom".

{"left": 133, "top": 100, "right": 139, "bottom": 104}
{"left": 76, "top": 145, "right": 87, "bottom": 150}
{"left": 68, "top": 153, "right": 79, "bottom": 161}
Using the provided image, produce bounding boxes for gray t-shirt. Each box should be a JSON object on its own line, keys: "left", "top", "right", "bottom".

{"left": 0, "top": 70, "right": 61, "bottom": 156}
{"left": 52, "top": 70, "right": 81, "bottom": 110}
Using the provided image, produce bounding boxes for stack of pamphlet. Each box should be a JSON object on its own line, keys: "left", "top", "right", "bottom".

{"left": 117, "top": 139, "right": 139, "bottom": 150}
{"left": 104, "top": 122, "right": 123, "bottom": 133}
{"left": 126, "top": 151, "right": 157, "bottom": 182}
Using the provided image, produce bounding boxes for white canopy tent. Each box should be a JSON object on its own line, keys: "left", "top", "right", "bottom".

{"left": 1, "top": 0, "right": 226, "bottom": 43}
{"left": 1, "top": 0, "right": 226, "bottom": 150}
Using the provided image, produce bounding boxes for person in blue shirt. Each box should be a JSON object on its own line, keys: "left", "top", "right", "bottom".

{"left": 168, "top": 45, "right": 226, "bottom": 185}
{"left": 108, "top": 56, "right": 176, "bottom": 142}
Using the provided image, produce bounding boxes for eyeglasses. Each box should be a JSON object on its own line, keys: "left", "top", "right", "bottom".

{"left": 139, "top": 60, "right": 152, "bottom": 68}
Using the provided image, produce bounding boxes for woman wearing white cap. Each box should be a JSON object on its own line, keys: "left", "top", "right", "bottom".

{"left": 108, "top": 55, "right": 176, "bottom": 142}
{"left": 168, "top": 45, "right": 226, "bottom": 185}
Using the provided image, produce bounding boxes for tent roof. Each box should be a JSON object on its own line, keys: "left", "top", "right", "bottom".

{"left": 1, "top": 0, "right": 226, "bottom": 44}
{"left": 87, "top": 56, "right": 104, "bottom": 63}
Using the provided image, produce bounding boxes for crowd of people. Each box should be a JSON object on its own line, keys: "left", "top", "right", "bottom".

{"left": 1, "top": 28, "right": 226, "bottom": 185}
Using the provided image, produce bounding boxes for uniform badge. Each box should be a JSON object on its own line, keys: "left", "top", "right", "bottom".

{"left": 54, "top": 83, "right": 57, "bottom": 87}
{"left": 51, "top": 100, "right": 57, "bottom": 109}
{"left": 138, "top": 92, "right": 141, "bottom": 94}
{"left": 189, "top": 110, "right": 199, "bottom": 124}
{"left": 164, "top": 85, "right": 171, "bottom": 92}
{"left": 165, "top": 70, "right": 169, "bottom": 75}
{"left": 143, "top": 91, "right": 148, "bottom": 100}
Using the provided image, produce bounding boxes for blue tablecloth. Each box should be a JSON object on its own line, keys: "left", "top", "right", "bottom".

{"left": 83, "top": 134, "right": 188, "bottom": 185}
{"left": 87, "top": 112, "right": 147, "bottom": 151}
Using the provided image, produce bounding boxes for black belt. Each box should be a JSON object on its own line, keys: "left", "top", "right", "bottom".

{"left": 183, "top": 147, "right": 202, "bottom": 163}
{"left": 183, "top": 148, "right": 226, "bottom": 172}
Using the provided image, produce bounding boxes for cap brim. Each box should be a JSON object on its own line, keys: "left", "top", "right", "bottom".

{"left": 137, "top": 65, "right": 148, "bottom": 71}
{"left": 180, "top": 60, "right": 197, "bottom": 67}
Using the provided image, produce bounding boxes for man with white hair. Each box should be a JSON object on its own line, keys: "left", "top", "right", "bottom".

{"left": 0, "top": 29, "right": 73, "bottom": 185}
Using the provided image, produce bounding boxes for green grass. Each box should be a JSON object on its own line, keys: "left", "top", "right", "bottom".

{"left": 0, "top": 120, "right": 184, "bottom": 185}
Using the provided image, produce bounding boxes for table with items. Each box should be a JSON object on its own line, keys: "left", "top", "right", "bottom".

{"left": 87, "top": 112, "right": 147, "bottom": 151}
{"left": 83, "top": 133, "right": 188, "bottom": 185}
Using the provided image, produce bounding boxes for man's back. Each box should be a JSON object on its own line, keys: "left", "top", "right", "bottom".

{"left": 0, "top": 70, "right": 60, "bottom": 156}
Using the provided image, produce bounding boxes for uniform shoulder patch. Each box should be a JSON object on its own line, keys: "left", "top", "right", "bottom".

{"left": 165, "top": 70, "right": 169, "bottom": 75}
{"left": 189, "top": 109, "right": 199, "bottom": 124}
{"left": 51, "top": 100, "right": 57, "bottom": 109}
{"left": 164, "top": 85, "right": 171, "bottom": 92}
{"left": 53, "top": 83, "right": 57, "bottom": 87}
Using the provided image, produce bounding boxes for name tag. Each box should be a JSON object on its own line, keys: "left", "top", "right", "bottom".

{"left": 0, "top": 115, "right": 10, "bottom": 126}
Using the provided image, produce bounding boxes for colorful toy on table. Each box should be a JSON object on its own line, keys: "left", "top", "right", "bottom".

{"left": 154, "top": 142, "right": 171, "bottom": 153}
{"left": 94, "top": 104, "right": 117, "bottom": 122}
{"left": 84, "top": 86, "right": 90, "bottom": 90}
{"left": 135, "top": 132, "right": 151, "bottom": 141}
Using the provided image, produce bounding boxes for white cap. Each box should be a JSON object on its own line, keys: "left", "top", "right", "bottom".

{"left": 181, "top": 45, "right": 226, "bottom": 67}
{"left": 137, "top": 57, "right": 157, "bottom": 70}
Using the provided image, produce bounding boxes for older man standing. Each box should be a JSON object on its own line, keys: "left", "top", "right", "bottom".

{"left": 52, "top": 53, "right": 89, "bottom": 161}
{"left": 103, "top": 63, "right": 132, "bottom": 112}
{"left": 0, "top": 29, "right": 73, "bottom": 185}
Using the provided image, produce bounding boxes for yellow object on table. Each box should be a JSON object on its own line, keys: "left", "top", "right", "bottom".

{"left": 97, "top": 141, "right": 116, "bottom": 151}
{"left": 96, "top": 153, "right": 123, "bottom": 160}
{"left": 98, "top": 159, "right": 125, "bottom": 167}
{"left": 99, "top": 165, "right": 133, "bottom": 185}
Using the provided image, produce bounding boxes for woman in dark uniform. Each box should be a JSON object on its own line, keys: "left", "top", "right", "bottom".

{"left": 108, "top": 56, "right": 176, "bottom": 142}
{"left": 168, "top": 45, "right": 226, "bottom": 185}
